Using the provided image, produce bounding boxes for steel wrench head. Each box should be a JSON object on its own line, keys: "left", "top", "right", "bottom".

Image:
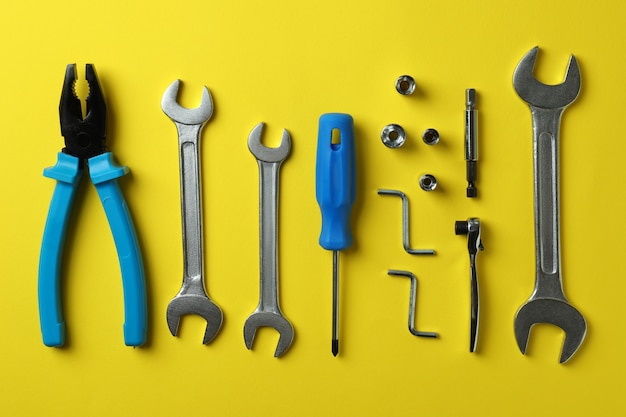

{"left": 514, "top": 299, "right": 587, "bottom": 363}
{"left": 244, "top": 312, "right": 294, "bottom": 357}
{"left": 247, "top": 122, "right": 291, "bottom": 162}
{"left": 513, "top": 46, "right": 581, "bottom": 109}
{"left": 167, "top": 295, "right": 223, "bottom": 344}
{"left": 161, "top": 80, "right": 213, "bottom": 125}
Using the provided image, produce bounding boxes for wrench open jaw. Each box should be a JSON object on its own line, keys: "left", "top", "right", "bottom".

{"left": 515, "top": 299, "right": 586, "bottom": 364}
{"left": 161, "top": 80, "right": 223, "bottom": 344}
{"left": 245, "top": 123, "right": 294, "bottom": 357}
{"left": 513, "top": 46, "right": 586, "bottom": 363}
{"left": 513, "top": 46, "right": 580, "bottom": 109}
{"left": 161, "top": 80, "right": 213, "bottom": 124}
{"left": 247, "top": 123, "right": 291, "bottom": 163}
{"left": 244, "top": 312, "right": 294, "bottom": 358}
{"left": 167, "top": 295, "right": 224, "bottom": 344}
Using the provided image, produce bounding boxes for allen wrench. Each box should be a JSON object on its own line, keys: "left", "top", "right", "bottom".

{"left": 388, "top": 270, "right": 438, "bottom": 338}
{"left": 377, "top": 189, "right": 435, "bottom": 255}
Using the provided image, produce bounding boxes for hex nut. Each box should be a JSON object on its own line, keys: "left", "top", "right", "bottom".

{"left": 381, "top": 124, "right": 406, "bottom": 148}
{"left": 422, "top": 128, "right": 440, "bottom": 145}
{"left": 395, "top": 75, "right": 416, "bottom": 95}
{"left": 419, "top": 174, "right": 438, "bottom": 191}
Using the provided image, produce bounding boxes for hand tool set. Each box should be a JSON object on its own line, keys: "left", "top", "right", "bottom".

{"left": 35, "top": 46, "right": 586, "bottom": 363}
{"left": 380, "top": 73, "right": 481, "bottom": 353}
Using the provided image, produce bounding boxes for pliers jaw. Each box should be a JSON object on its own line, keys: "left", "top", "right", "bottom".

{"left": 59, "top": 63, "right": 107, "bottom": 161}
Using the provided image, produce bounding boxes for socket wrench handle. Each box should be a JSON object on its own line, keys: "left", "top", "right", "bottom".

{"left": 455, "top": 218, "right": 483, "bottom": 352}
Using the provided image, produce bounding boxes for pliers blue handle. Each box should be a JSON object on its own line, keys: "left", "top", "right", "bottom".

{"left": 38, "top": 64, "right": 146, "bottom": 347}
{"left": 38, "top": 152, "right": 147, "bottom": 347}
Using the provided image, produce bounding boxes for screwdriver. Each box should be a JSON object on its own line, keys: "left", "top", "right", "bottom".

{"left": 316, "top": 113, "right": 356, "bottom": 357}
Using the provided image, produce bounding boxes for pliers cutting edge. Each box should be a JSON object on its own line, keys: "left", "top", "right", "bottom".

{"left": 38, "top": 64, "right": 147, "bottom": 347}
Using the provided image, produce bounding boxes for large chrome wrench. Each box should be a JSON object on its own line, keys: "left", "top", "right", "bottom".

{"left": 161, "top": 80, "right": 223, "bottom": 344}
{"left": 513, "top": 47, "right": 586, "bottom": 363}
{"left": 244, "top": 123, "right": 294, "bottom": 357}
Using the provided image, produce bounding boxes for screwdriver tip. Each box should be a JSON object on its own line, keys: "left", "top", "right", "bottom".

{"left": 467, "top": 184, "right": 477, "bottom": 198}
{"left": 466, "top": 88, "right": 476, "bottom": 108}
{"left": 332, "top": 339, "right": 339, "bottom": 356}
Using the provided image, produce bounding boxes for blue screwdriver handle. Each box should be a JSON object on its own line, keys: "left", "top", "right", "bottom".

{"left": 38, "top": 152, "right": 82, "bottom": 347}
{"left": 316, "top": 113, "right": 356, "bottom": 251}
{"left": 89, "top": 152, "right": 147, "bottom": 347}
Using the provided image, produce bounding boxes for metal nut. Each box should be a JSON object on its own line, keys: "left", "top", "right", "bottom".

{"left": 419, "top": 174, "right": 437, "bottom": 191}
{"left": 395, "top": 75, "right": 416, "bottom": 95}
{"left": 381, "top": 124, "right": 406, "bottom": 148}
{"left": 422, "top": 128, "right": 440, "bottom": 145}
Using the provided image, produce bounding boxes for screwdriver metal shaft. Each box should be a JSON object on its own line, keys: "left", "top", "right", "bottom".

{"left": 332, "top": 250, "right": 339, "bottom": 355}
{"left": 316, "top": 113, "right": 356, "bottom": 357}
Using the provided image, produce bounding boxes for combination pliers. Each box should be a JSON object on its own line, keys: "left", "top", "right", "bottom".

{"left": 38, "top": 64, "right": 147, "bottom": 347}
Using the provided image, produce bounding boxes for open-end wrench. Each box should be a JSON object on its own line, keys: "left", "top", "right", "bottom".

{"left": 161, "top": 80, "right": 223, "bottom": 344}
{"left": 244, "top": 123, "right": 294, "bottom": 357}
{"left": 513, "top": 47, "right": 586, "bottom": 363}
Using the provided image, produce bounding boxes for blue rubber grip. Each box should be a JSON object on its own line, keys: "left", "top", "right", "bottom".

{"left": 38, "top": 152, "right": 82, "bottom": 347}
{"left": 89, "top": 152, "right": 147, "bottom": 347}
{"left": 316, "top": 113, "right": 356, "bottom": 251}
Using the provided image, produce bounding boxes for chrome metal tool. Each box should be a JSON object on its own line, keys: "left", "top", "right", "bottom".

{"left": 512, "top": 46, "right": 586, "bottom": 363}
{"left": 244, "top": 123, "right": 294, "bottom": 357}
{"left": 377, "top": 189, "right": 435, "bottom": 255}
{"left": 464, "top": 89, "right": 478, "bottom": 197}
{"left": 161, "top": 80, "right": 223, "bottom": 344}
{"left": 388, "top": 270, "right": 438, "bottom": 338}
{"left": 455, "top": 218, "right": 483, "bottom": 352}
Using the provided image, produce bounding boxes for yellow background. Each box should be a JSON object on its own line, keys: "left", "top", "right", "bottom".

{"left": 1, "top": 0, "right": 623, "bottom": 415}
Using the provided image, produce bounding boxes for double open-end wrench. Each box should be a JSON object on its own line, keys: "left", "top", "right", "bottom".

{"left": 513, "top": 47, "right": 586, "bottom": 363}
{"left": 161, "top": 80, "right": 223, "bottom": 344}
{"left": 244, "top": 123, "right": 294, "bottom": 357}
